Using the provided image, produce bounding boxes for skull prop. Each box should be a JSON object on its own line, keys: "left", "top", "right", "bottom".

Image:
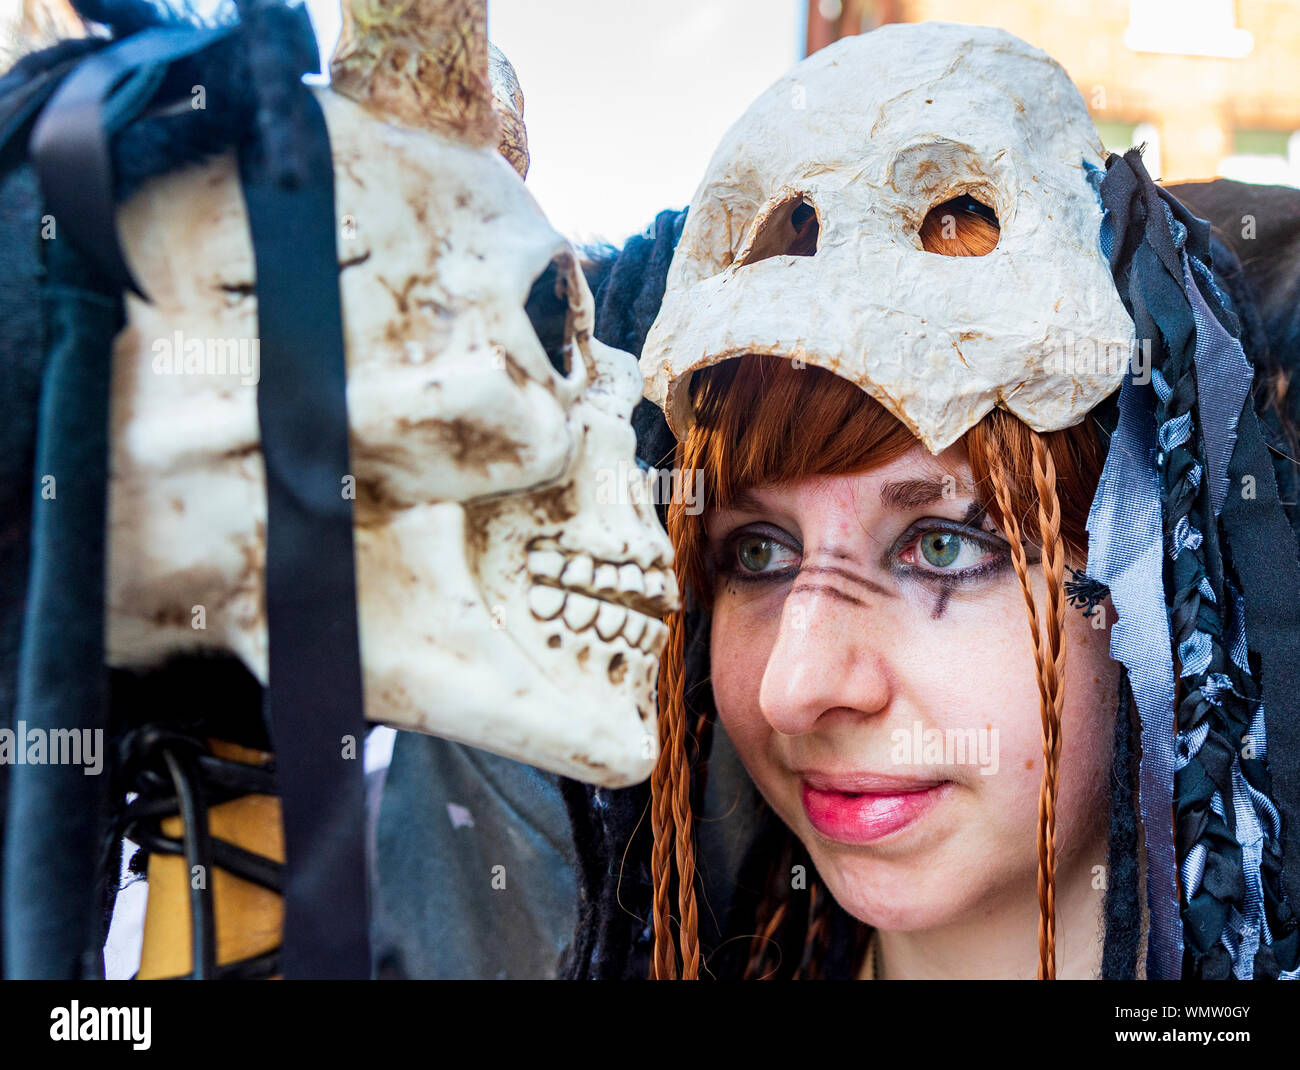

{"left": 104, "top": 0, "right": 674, "bottom": 787}
{"left": 641, "top": 22, "right": 1135, "bottom": 454}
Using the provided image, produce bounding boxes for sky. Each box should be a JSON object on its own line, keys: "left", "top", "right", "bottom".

{"left": 305, "top": 0, "right": 805, "bottom": 246}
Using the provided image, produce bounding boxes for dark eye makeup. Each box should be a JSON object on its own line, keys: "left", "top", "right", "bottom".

{"left": 889, "top": 516, "right": 1012, "bottom": 585}
{"left": 708, "top": 511, "right": 1024, "bottom": 593}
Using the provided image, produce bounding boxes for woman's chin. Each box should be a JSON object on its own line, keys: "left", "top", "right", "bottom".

{"left": 805, "top": 844, "right": 983, "bottom": 932}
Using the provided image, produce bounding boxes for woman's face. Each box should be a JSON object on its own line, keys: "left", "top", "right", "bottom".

{"left": 706, "top": 441, "right": 1120, "bottom": 932}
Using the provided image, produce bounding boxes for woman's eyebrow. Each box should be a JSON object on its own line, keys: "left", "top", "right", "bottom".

{"left": 877, "top": 476, "right": 976, "bottom": 511}
{"left": 717, "top": 488, "right": 766, "bottom": 515}
{"left": 716, "top": 481, "right": 987, "bottom": 523}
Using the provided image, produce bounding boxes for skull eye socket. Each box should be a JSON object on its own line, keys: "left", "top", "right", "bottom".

{"left": 918, "top": 194, "right": 1000, "bottom": 256}
{"left": 524, "top": 252, "right": 578, "bottom": 377}
{"left": 734, "top": 194, "right": 820, "bottom": 267}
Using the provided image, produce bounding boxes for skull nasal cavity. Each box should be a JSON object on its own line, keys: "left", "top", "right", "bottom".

{"left": 918, "top": 195, "right": 1000, "bottom": 256}
{"left": 736, "top": 196, "right": 820, "bottom": 266}
{"left": 525, "top": 253, "right": 576, "bottom": 376}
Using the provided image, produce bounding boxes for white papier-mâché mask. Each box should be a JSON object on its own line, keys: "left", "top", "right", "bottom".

{"left": 641, "top": 21, "right": 1136, "bottom": 454}
{"left": 104, "top": 0, "right": 675, "bottom": 787}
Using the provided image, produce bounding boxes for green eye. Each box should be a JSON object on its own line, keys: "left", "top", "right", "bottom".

{"left": 919, "top": 531, "right": 961, "bottom": 568}
{"left": 737, "top": 536, "right": 774, "bottom": 572}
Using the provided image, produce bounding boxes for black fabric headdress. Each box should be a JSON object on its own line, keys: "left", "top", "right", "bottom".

{"left": 1093, "top": 149, "right": 1300, "bottom": 979}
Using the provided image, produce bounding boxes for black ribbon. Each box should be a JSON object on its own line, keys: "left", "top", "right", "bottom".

{"left": 0, "top": 23, "right": 235, "bottom": 980}
{"left": 29, "top": 25, "right": 234, "bottom": 298}
{"left": 1, "top": 11, "right": 371, "bottom": 978}
{"left": 237, "top": 80, "right": 371, "bottom": 979}
{"left": 0, "top": 38, "right": 108, "bottom": 177}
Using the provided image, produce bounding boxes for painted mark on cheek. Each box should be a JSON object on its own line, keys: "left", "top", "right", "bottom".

{"left": 930, "top": 585, "right": 952, "bottom": 619}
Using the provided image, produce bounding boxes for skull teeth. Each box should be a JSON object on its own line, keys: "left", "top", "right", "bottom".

{"left": 563, "top": 591, "right": 600, "bottom": 632}
{"left": 622, "top": 611, "right": 647, "bottom": 647}
{"left": 642, "top": 618, "right": 668, "bottom": 656}
{"left": 593, "top": 562, "right": 620, "bottom": 595}
{"left": 527, "top": 579, "right": 668, "bottom": 653}
{"left": 560, "top": 554, "right": 595, "bottom": 589}
{"left": 594, "top": 601, "right": 628, "bottom": 641}
{"left": 618, "top": 563, "right": 644, "bottom": 597}
{"left": 526, "top": 538, "right": 677, "bottom": 652}
{"left": 525, "top": 539, "right": 678, "bottom": 618}
{"left": 527, "top": 549, "right": 566, "bottom": 581}
{"left": 644, "top": 570, "right": 665, "bottom": 600}
{"left": 527, "top": 584, "right": 566, "bottom": 621}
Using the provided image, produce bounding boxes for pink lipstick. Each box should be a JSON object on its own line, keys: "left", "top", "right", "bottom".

{"left": 800, "top": 775, "right": 950, "bottom": 845}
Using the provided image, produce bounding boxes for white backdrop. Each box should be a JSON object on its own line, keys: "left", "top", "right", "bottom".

{"left": 307, "top": 0, "right": 805, "bottom": 245}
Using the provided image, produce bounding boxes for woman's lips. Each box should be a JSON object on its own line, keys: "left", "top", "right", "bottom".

{"left": 799, "top": 775, "right": 951, "bottom": 845}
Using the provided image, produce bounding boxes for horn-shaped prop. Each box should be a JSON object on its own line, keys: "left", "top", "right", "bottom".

{"left": 488, "top": 40, "right": 529, "bottom": 179}
{"left": 330, "top": 0, "right": 500, "bottom": 150}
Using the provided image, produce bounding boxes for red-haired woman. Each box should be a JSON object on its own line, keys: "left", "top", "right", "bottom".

{"left": 565, "top": 23, "right": 1300, "bottom": 982}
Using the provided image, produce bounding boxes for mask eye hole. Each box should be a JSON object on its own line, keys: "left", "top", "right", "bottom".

{"left": 918, "top": 194, "right": 1000, "bottom": 256}
{"left": 524, "top": 252, "right": 576, "bottom": 377}
{"left": 734, "top": 194, "right": 820, "bottom": 267}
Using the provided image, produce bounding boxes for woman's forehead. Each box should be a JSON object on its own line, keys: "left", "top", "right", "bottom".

{"left": 709, "top": 442, "right": 980, "bottom": 521}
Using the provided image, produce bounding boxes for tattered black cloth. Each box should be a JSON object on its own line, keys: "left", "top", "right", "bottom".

{"left": 1100, "top": 148, "right": 1300, "bottom": 978}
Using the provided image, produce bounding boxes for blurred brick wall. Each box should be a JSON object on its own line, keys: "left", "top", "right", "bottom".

{"left": 807, "top": 0, "right": 1300, "bottom": 182}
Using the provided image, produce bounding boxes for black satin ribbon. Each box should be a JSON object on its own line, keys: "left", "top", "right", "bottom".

{"left": 237, "top": 82, "right": 371, "bottom": 980}
{"left": 1, "top": 22, "right": 230, "bottom": 980}
{"left": 0, "top": 40, "right": 107, "bottom": 177}
{"left": 3, "top": 15, "right": 371, "bottom": 977}
{"left": 28, "top": 25, "right": 233, "bottom": 298}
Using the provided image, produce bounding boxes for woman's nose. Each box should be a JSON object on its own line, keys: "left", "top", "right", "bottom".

{"left": 757, "top": 588, "right": 894, "bottom": 736}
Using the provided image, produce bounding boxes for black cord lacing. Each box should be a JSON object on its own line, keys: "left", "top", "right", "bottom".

{"left": 106, "top": 724, "right": 284, "bottom": 980}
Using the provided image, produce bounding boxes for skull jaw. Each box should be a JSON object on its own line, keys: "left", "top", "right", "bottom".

{"left": 106, "top": 486, "right": 667, "bottom": 787}
{"left": 356, "top": 494, "right": 666, "bottom": 787}
{"left": 456, "top": 392, "right": 678, "bottom": 786}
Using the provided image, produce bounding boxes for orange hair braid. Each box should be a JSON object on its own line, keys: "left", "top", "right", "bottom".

{"left": 1031, "top": 433, "right": 1068, "bottom": 979}
{"left": 982, "top": 429, "right": 1068, "bottom": 978}
{"left": 649, "top": 457, "right": 702, "bottom": 980}
{"left": 649, "top": 602, "right": 683, "bottom": 979}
